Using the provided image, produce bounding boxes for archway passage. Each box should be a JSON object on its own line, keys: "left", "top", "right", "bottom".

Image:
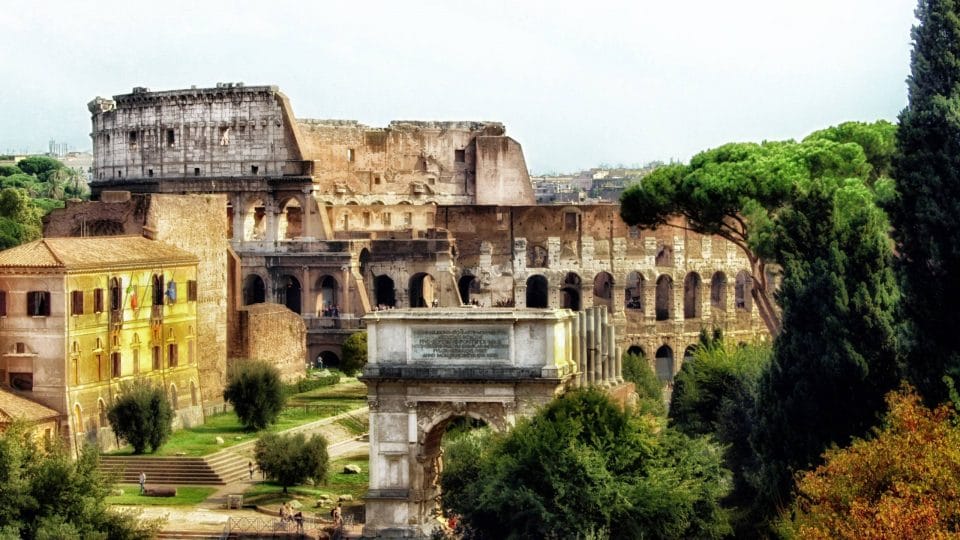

{"left": 243, "top": 198, "right": 267, "bottom": 241}
{"left": 243, "top": 274, "right": 266, "bottom": 305}
{"left": 561, "top": 272, "right": 582, "bottom": 311}
{"left": 655, "top": 275, "right": 673, "bottom": 321}
{"left": 683, "top": 272, "right": 702, "bottom": 319}
{"left": 735, "top": 270, "right": 753, "bottom": 311}
{"left": 593, "top": 272, "right": 613, "bottom": 309}
{"left": 282, "top": 275, "right": 302, "bottom": 314}
{"left": 626, "top": 345, "right": 645, "bottom": 358}
{"left": 458, "top": 275, "right": 477, "bottom": 305}
{"left": 710, "top": 271, "right": 727, "bottom": 312}
{"left": 655, "top": 345, "right": 674, "bottom": 383}
{"left": 316, "top": 351, "right": 340, "bottom": 368}
{"left": 316, "top": 275, "right": 339, "bottom": 316}
{"left": 374, "top": 275, "right": 396, "bottom": 308}
{"left": 425, "top": 414, "right": 494, "bottom": 525}
{"left": 409, "top": 273, "right": 435, "bottom": 307}
{"left": 526, "top": 275, "right": 549, "bottom": 308}
{"left": 278, "top": 198, "right": 303, "bottom": 239}
{"left": 625, "top": 271, "right": 644, "bottom": 311}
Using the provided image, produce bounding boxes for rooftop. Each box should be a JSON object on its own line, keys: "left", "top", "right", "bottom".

{"left": 0, "top": 389, "right": 60, "bottom": 423}
{"left": 0, "top": 236, "right": 198, "bottom": 271}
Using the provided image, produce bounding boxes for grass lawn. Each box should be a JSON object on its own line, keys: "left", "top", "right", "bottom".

{"left": 107, "top": 484, "right": 215, "bottom": 506}
{"left": 108, "top": 378, "right": 367, "bottom": 457}
{"left": 243, "top": 448, "right": 369, "bottom": 516}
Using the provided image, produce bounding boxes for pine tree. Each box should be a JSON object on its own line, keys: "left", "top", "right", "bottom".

{"left": 888, "top": 0, "right": 960, "bottom": 405}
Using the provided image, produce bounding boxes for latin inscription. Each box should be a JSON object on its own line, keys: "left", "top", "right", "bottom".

{"left": 412, "top": 327, "right": 510, "bottom": 361}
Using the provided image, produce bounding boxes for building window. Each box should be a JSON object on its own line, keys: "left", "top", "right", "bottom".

{"left": 382, "top": 212, "right": 392, "bottom": 226}
{"left": 455, "top": 149, "right": 465, "bottom": 163}
{"left": 194, "top": 167, "right": 200, "bottom": 176}
{"left": 374, "top": 175, "right": 381, "bottom": 185}
{"left": 152, "top": 274, "right": 164, "bottom": 306}
{"left": 15, "top": 342, "right": 25, "bottom": 354}
{"left": 148, "top": 169, "right": 154, "bottom": 177}
{"left": 132, "top": 348, "right": 140, "bottom": 375}
{"left": 251, "top": 165, "right": 259, "bottom": 175}
{"left": 187, "top": 280, "right": 198, "bottom": 302}
{"left": 152, "top": 346, "right": 161, "bottom": 371}
{"left": 404, "top": 212, "right": 412, "bottom": 226}
{"left": 27, "top": 291, "right": 51, "bottom": 317}
{"left": 564, "top": 212, "right": 579, "bottom": 232}
{"left": 71, "top": 290, "right": 84, "bottom": 316}
{"left": 347, "top": 148, "right": 355, "bottom": 162}
{"left": 128, "top": 131, "right": 137, "bottom": 145}
{"left": 94, "top": 288, "right": 104, "bottom": 313}
{"left": 10, "top": 373, "right": 32, "bottom": 391}
{"left": 168, "top": 344, "right": 178, "bottom": 368}
{"left": 111, "top": 352, "right": 121, "bottom": 379}
{"left": 363, "top": 212, "right": 371, "bottom": 227}
{"left": 166, "top": 129, "right": 175, "bottom": 146}
{"left": 0, "top": 290, "right": 6, "bottom": 317}
{"left": 110, "top": 278, "right": 122, "bottom": 311}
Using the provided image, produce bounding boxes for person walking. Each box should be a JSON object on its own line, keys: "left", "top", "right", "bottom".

{"left": 248, "top": 461, "right": 254, "bottom": 480}
{"left": 138, "top": 471, "right": 146, "bottom": 495}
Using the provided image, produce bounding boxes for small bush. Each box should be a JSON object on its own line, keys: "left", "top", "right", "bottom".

{"left": 255, "top": 432, "right": 329, "bottom": 493}
{"left": 107, "top": 379, "right": 173, "bottom": 454}
{"left": 224, "top": 360, "right": 285, "bottom": 431}
{"left": 282, "top": 374, "right": 341, "bottom": 397}
{"left": 341, "top": 332, "right": 368, "bottom": 375}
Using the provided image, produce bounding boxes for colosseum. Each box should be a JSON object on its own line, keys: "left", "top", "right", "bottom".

{"left": 78, "top": 83, "right": 766, "bottom": 385}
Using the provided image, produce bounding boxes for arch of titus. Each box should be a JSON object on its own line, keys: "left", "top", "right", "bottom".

{"left": 361, "top": 306, "right": 623, "bottom": 538}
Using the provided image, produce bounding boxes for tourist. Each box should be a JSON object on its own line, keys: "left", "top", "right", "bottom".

{"left": 294, "top": 511, "right": 304, "bottom": 532}
{"left": 248, "top": 461, "right": 254, "bottom": 480}
{"left": 332, "top": 502, "right": 343, "bottom": 525}
{"left": 279, "top": 502, "right": 290, "bottom": 523}
{"left": 138, "top": 471, "right": 146, "bottom": 495}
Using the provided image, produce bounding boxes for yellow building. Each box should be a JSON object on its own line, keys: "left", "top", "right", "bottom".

{"left": 0, "top": 236, "right": 202, "bottom": 453}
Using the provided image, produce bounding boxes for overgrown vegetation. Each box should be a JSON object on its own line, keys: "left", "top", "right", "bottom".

{"left": 340, "top": 332, "right": 367, "bottom": 375}
{"left": 0, "top": 422, "right": 157, "bottom": 539}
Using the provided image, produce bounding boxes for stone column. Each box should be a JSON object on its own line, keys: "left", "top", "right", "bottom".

{"left": 585, "top": 308, "right": 595, "bottom": 385}
{"left": 615, "top": 345, "right": 623, "bottom": 383}
{"left": 301, "top": 189, "right": 314, "bottom": 239}
{"left": 232, "top": 196, "right": 245, "bottom": 243}
{"left": 341, "top": 265, "right": 351, "bottom": 318}
{"left": 578, "top": 311, "right": 587, "bottom": 386}
{"left": 592, "top": 307, "right": 602, "bottom": 384}
{"left": 572, "top": 311, "right": 582, "bottom": 387}
{"left": 265, "top": 203, "right": 279, "bottom": 244}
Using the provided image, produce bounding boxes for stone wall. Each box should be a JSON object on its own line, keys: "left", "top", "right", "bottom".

{"left": 234, "top": 303, "right": 306, "bottom": 382}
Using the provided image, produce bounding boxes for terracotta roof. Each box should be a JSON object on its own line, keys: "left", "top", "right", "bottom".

{"left": 0, "top": 236, "right": 198, "bottom": 271}
{"left": 0, "top": 389, "right": 59, "bottom": 423}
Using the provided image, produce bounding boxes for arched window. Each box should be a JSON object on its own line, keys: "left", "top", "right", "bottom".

{"left": 458, "top": 275, "right": 477, "bottom": 305}
{"left": 525, "top": 275, "right": 549, "bottom": 308}
{"left": 561, "top": 272, "right": 581, "bottom": 311}
{"left": 190, "top": 381, "right": 198, "bottom": 407}
{"left": 243, "top": 274, "right": 266, "bottom": 305}
{"left": 655, "top": 244, "right": 674, "bottom": 267}
{"left": 110, "top": 277, "right": 123, "bottom": 311}
{"left": 97, "top": 399, "right": 107, "bottom": 429}
{"left": 735, "top": 271, "right": 753, "bottom": 311}
{"left": 315, "top": 275, "right": 339, "bottom": 316}
{"left": 593, "top": 272, "right": 613, "bottom": 309}
{"left": 152, "top": 274, "right": 164, "bottom": 306}
{"left": 409, "top": 273, "right": 435, "bottom": 308}
{"left": 374, "top": 275, "right": 396, "bottom": 308}
{"left": 74, "top": 404, "right": 84, "bottom": 436}
{"left": 655, "top": 345, "right": 674, "bottom": 382}
{"left": 710, "top": 272, "right": 727, "bottom": 311}
{"left": 170, "top": 384, "right": 178, "bottom": 410}
{"left": 626, "top": 345, "right": 645, "bottom": 358}
{"left": 655, "top": 275, "right": 673, "bottom": 321}
{"left": 625, "top": 271, "right": 644, "bottom": 311}
{"left": 282, "top": 275, "right": 302, "bottom": 314}
{"left": 683, "top": 272, "right": 702, "bottom": 319}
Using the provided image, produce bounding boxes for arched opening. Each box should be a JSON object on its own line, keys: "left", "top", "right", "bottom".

{"left": 525, "top": 275, "right": 549, "bottom": 308}
{"left": 626, "top": 345, "right": 645, "bottom": 358}
{"left": 655, "top": 275, "right": 673, "bottom": 321}
{"left": 152, "top": 274, "right": 164, "bottom": 306}
{"left": 316, "top": 351, "right": 340, "bottom": 369}
{"left": 170, "top": 384, "right": 179, "bottom": 410}
{"left": 625, "top": 271, "right": 645, "bottom": 311}
{"left": 374, "top": 275, "right": 396, "bottom": 308}
{"left": 683, "top": 272, "right": 702, "bottom": 319}
{"left": 242, "top": 274, "right": 266, "bottom": 305}
{"left": 710, "top": 271, "right": 727, "bottom": 312}
{"left": 655, "top": 244, "right": 674, "bottom": 267}
{"left": 243, "top": 198, "right": 267, "bottom": 241}
{"left": 109, "top": 277, "right": 122, "bottom": 312}
{"left": 359, "top": 248, "right": 371, "bottom": 278}
{"left": 655, "top": 345, "right": 674, "bottom": 383}
{"left": 409, "top": 273, "right": 435, "bottom": 307}
{"left": 427, "top": 414, "right": 493, "bottom": 523}
{"left": 684, "top": 345, "right": 698, "bottom": 363}
{"left": 190, "top": 381, "right": 198, "bottom": 407}
{"left": 226, "top": 201, "right": 234, "bottom": 239}
{"left": 74, "top": 403, "right": 84, "bottom": 436}
{"left": 458, "top": 275, "right": 477, "bottom": 305}
{"left": 735, "top": 270, "right": 753, "bottom": 311}
{"left": 97, "top": 399, "right": 107, "bottom": 429}
{"left": 561, "top": 272, "right": 581, "bottom": 311}
{"left": 281, "top": 275, "right": 302, "bottom": 314}
{"left": 315, "top": 275, "right": 339, "bottom": 316}
{"left": 278, "top": 197, "right": 303, "bottom": 239}
{"left": 593, "top": 271, "right": 613, "bottom": 309}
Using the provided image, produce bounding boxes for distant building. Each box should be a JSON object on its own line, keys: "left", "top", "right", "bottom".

{"left": 0, "top": 387, "right": 61, "bottom": 440}
{"left": 0, "top": 236, "right": 203, "bottom": 453}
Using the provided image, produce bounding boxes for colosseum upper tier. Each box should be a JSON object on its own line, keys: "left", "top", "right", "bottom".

{"left": 82, "top": 83, "right": 767, "bottom": 381}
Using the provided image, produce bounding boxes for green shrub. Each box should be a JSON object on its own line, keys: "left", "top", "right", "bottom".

{"left": 341, "top": 332, "right": 367, "bottom": 375}
{"left": 224, "top": 360, "right": 285, "bottom": 431}
{"left": 254, "top": 432, "right": 329, "bottom": 493}
{"left": 106, "top": 379, "right": 173, "bottom": 454}
{"left": 282, "top": 373, "right": 341, "bottom": 397}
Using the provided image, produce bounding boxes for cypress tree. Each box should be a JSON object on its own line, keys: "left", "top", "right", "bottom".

{"left": 888, "top": 0, "right": 960, "bottom": 404}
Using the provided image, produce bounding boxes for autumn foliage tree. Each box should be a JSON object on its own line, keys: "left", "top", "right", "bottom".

{"left": 786, "top": 387, "right": 960, "bottom": 539}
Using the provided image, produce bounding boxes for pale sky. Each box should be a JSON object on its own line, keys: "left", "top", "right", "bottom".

{"left": 1, "top": 0, "right": 917, "bottom": 173}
